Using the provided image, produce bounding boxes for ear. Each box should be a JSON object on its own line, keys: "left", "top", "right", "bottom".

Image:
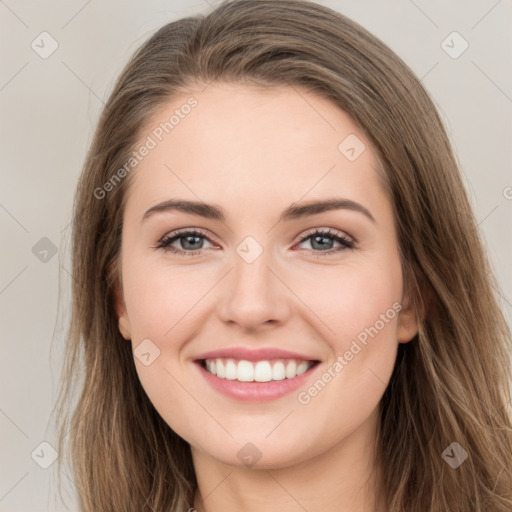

{"left": 397, "top": 266, "right": 422, "bottom": 344}
{"left": 111, "top": 265, "right": 132, "bottom": 341}
{"left": 397, "top": 297, "right": 418, "bottom": 344}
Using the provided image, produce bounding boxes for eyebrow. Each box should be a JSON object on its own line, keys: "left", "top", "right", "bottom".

{"left": 141, "top": 198, "right": 376, "bottom": 224}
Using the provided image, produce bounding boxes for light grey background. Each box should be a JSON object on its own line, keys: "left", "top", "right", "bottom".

{"left": 1, "top": 0, "right": 511, "bottom": 510}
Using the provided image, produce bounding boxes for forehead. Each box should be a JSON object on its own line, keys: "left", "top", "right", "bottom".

{"left": 124, "top": 82, "right": 388, "bottom": 220}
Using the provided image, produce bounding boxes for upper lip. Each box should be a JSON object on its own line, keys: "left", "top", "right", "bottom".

{"left": 194, "top": 347, "right": 319, "bottom": 362}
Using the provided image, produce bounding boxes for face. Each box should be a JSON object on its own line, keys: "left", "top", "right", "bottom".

{"left": 114, "top": 82, "right": 418, "bottom": 469}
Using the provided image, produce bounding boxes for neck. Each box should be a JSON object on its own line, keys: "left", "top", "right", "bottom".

{"left": 191, "top": 408, "right": 387, "bottom": 512}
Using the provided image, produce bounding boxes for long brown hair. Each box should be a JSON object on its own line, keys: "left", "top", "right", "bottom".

{"left": 54, "top": 1, "right": 512, "bottom": 510}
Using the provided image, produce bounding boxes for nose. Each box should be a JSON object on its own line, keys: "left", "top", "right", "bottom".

{"left": 216, "top": 245, "right": 291, "bottom": 332}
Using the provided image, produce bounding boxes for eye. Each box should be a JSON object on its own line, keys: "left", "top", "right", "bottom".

{"left": 154, "top": 228, "right": 216, "bottom": 256}
{"left": 154, "top": 227, "right": 355, "bottom": 257}
{"left": 295, "top": 228, "right": 355, "bottom": 257}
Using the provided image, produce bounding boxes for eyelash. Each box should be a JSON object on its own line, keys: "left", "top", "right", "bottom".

{"left": 154, "top": 227, "right": 355, "bottom": 258}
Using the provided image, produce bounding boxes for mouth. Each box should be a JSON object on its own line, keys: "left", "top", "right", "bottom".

{"left": 194, "top": 356, "right": 321, "bottom": 401}
{"left": 198, "top": 357, "right": 320, "bottom": 382}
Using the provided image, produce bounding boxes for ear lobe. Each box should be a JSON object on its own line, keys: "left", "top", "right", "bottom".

{"left": 111, "top": 267, "right": 131, "bottom": 341}
{"left": 397, "top": 302, "right": 419, "bottom": 344}
{"left": 397, "top": 288, "right": 420, "bottom": 344}
{"left": 397, "top": 263, "right": 428, "bottom": 344}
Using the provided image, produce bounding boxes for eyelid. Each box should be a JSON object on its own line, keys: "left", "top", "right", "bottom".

{"left": 155, "top": 226, "right": 356, "bottom": 256}
{"left": 155, "top": 227, "right": 218, "bottom": 249}
{"left": 296, "top": 226, "right": 355, "bottom": 245}
{"left": 158, "top": 226, "right": 354, "bottom": 244}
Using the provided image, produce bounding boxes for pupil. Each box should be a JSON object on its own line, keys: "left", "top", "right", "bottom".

{"left": 183, "top": 235, "right": 201, "bottom": 250}
{"left": 312, "top": 235, "right": 332, "bottom": 250}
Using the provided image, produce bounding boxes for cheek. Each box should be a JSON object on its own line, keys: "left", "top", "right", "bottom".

{"left": 292, "top": 264, "right": 402, "bottom": 438}
{"left": 121, "top": 261, "right": 209, "bottom": 428}
{"left": 289, "top": 256, "right": 403, "bottom": 348}
{"left": 123, "top": 247, "right": 403, "bottom": 354}
{"left": 122, "top": 257, "right": 208, "bottom": 343}
{"left": 294, "top": 255, "right": 403, "bottom": 407}
{"left": 332, "top": 296, "right": 400, "bottom": 386}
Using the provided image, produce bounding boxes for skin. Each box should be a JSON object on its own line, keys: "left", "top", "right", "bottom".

{"left": 113, "top": 82, "right": 418, "bottom": 512}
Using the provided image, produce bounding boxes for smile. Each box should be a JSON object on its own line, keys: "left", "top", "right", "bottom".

{"left": 202, "top": 358, "right": 316, "bottom": 382}
{"left": 195, "top": 357, "right": 321, "bottom": 401}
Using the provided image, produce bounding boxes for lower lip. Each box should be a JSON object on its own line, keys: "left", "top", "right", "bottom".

{"left": 194, "top": 361, "right": 320, "bottom": 402}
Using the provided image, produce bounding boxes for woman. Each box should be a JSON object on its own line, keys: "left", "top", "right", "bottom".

{"left": 55, "top": 0, "right": 512, "bottom": 510}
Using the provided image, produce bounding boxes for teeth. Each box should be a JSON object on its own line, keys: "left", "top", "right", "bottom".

{"left": 254, "top": 361, "right": 272, "bottom": 382}
{"left": 285, "top": 360, "right": 297, "bottom": 378}
{"left": 272, "top": 361, "right": 285, "bottom": 381}
{"left": 225, "top": 360, "right": 237, "bottom": 380}
{"left": 203, "top": 358, "right": 314, "bottom": 382}
{"left": 216, "top": 359, "right": 225, "bottom": 378}
{"left": 296, "top": 361, "right": 309, "bottom": 375}
{"left": 237, "top": 360, "right": 254, "bottom": 382}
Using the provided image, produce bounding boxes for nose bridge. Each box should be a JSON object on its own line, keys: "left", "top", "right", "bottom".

{"left": 217, "top": 236, "right": 288, "bottom": 327}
